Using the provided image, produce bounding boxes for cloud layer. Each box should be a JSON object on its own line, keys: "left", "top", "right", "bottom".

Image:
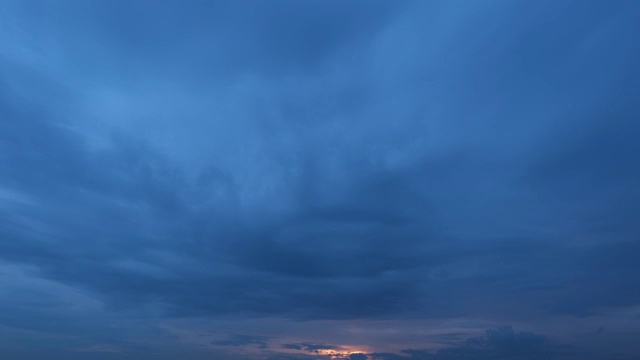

{"left": 1, "top": 0, "right": 640, "bottom": 359}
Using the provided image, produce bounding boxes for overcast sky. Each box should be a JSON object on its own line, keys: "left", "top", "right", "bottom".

{"left": 1, "top": 1, "right": 640, "bottom": 359}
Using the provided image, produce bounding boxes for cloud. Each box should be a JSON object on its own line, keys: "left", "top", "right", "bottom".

{"left": 282, "top": 342, "right": 344, "bottom": 354}
{"left": 373, "top": 327, "right": 570, "bottom": 360}
{"left": 349, "top": 354, "right": 368, "bottom": 360}
{"left": 2, "top": 0, "right": 638, "bottom": 324}
{"left": 1, "top": 0, "right": 640, "bottom": 358}
{"left": 214, "top": 334, "right": 270, "bottom": 349}
{"left": 400, "top": 349, "right": 434, "bottom": 359}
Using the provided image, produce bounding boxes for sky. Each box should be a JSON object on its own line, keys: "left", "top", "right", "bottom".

{"left": 1, "top": 0, "right": 639, "bottom": 359}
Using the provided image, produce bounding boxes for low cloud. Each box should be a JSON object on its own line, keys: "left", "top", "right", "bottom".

{"left": 373, "top": 327, "right": 570, "bottom": 360}
{"left": 282, "top": 342, "right": 344, "bottom": 353}
{"left": 214, "top": 334, "right": 270, "bottom": 349}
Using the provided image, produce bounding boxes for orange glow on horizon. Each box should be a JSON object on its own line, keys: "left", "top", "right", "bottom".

{"left": 313, "top": 346, "right": 369, "bottom": 359}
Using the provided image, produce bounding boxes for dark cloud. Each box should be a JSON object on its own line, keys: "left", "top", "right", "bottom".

{"left": 282, "top": 344, "right": 304, "bottom": 351}
{"left": 282, "top": 342, "right": 343, "bottom": 354}
{"left": 214, "top": 334, "right": 269, "bottom": 349}
{"left": 5, "top": 0, "right": 402, "bottom": 83}
{"left": 400, "top": 349, "right": 434, "bottom": 360}
{"left": 371, "top": 354, "right": 410, "bottom": 360}
{"left": 1, "top": 0, "right": 640, "bottom": 358}
{"left": 374, "top": 327, "right": 570, "bottom": 360}
{"left": 349, "top": 354, "right": 368, "bottom": 360}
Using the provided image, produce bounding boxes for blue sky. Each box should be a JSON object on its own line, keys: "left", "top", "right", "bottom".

{"left": 1, "top": 1, "right": 639, "bottom": 359}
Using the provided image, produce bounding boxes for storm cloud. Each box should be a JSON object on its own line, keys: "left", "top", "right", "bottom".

{"left": 1, "top": 0, "right": 639, "bottom": 359}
